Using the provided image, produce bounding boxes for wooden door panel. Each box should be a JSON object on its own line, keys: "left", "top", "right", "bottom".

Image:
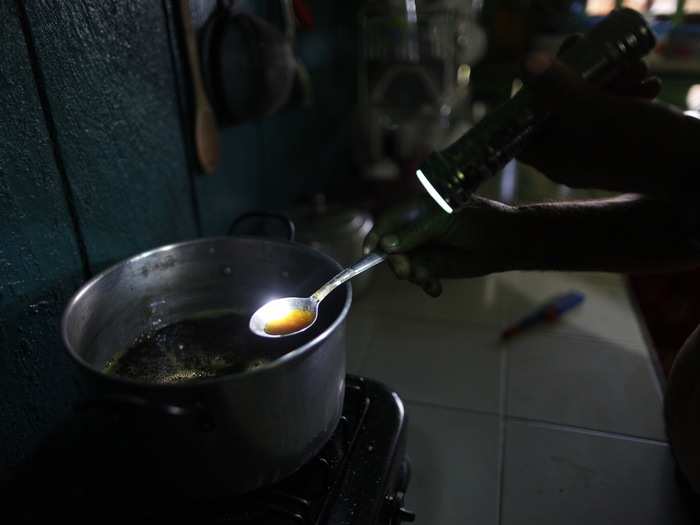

{"left": 23, "top": 0, "right": 199, "bottom": 270}
{"left": 0, "top": 0, "right": 87, "bottom": 471}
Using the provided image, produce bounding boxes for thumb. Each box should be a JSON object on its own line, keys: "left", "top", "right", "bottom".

{"left": 379, "top": 209, "right": 455, "bottom": 254}
{"left": 557, "top": 33, "right": 583, "bottom": 57}
{"left": 524, "top": 53, "right": 591, "bottom": 114}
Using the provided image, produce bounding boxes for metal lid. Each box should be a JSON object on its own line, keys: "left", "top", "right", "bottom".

{"left": 292, "top": 195, "right": 373, "bottom": 241}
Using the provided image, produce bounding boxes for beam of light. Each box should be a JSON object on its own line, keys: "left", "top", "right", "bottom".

{"left": 416, "top": 169, "right": 454, "bottom": 214}
{"left": 259, "top": 299, "right": 294, "bottom": 324}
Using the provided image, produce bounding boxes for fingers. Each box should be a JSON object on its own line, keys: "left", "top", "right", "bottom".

{"left": 387, "top": 254, "right": 411, "bottom": 279}
{"left": 408, "top": 262, "right": 443, "bottom": 297}
{"left": 611, "top": 59, "right": 650, "bottom": 89}
{"left": 364, "top": 231, "right": 381, "bottom": 254}
{"left": 636, "top": 77, "right": 663, "bottom": 99}
{"left": 386, "top": 247, "right": 486, "bottom": 297}
{"left": 422, "top": 278, "right": 443, "bottom": 298}
{"left": 365, "top": 202, "right": 455, "bottom": 256}
{"left": 381, "top": 211, "right": 455, "bottom": 254}
{"left": 523, "top": 46, "right": 661, "bottom": 119}
{"left": 386, "top": 254, "right": 443, "bottom": 297}
{"left": 364, "top": 198, "right": 433, "bottom": 254}
{"left": 385, "top": 243, "right": 500, "bottom": 297}
{"left": 556, "top": 33, "right": 582, "bottom": 56}
{"left": 409, "top": 264, "right": 443, "bottom": 297}
{"left": 607, "top": 59, "right": 662, "bottom": 99}
{"left": 523, "top": 53, "right": 590, "bottom": 114}
{"left": 556, "top": 34, "right": 655, "bottom": 97}
{"left": 611, "top": 74, "right": 662, "bottom": 99}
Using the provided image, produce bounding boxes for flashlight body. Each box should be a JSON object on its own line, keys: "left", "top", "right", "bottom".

{"left": 418, "top": 8, "right": 657, "bottom": 213}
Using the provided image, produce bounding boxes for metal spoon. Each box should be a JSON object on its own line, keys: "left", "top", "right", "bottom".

{"left": 250, "top": 252, "right": 386, "bottom": 338}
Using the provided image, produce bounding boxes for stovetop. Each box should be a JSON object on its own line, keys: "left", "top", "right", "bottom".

{"left": 6, "top": 375, "right": 414, "bottom": 525}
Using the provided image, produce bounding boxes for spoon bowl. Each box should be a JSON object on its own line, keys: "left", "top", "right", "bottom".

{"left": 249, "top": 296, "right": 318, "bottom": 338}
{"left": 250, "top": 252, "right": 385, "bottom": 338}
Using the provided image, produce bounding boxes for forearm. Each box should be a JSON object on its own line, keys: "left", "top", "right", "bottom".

{"left": 519, "top": 97, "right": 700, "bottom": 199}
{"left": 509, "top": 194, "right": 700, "bottom": 273}
{"left": 602, "top": 99, "right": 700, "bottom": 199}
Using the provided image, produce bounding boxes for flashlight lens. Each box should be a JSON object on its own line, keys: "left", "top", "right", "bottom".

{"left": 416, "top": 170, "right": 454, "bottom": 214}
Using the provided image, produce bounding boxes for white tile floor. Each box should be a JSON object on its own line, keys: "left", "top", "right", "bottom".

{"left": 346, "top": 265, "right": 696, "bottom": 524}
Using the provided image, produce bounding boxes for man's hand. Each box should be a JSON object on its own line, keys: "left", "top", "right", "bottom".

{"left": 517, "top": 47, "right": 697, "bottom": 197}
{"left": 364, "top": 195, "right": 518, "bottom": 296}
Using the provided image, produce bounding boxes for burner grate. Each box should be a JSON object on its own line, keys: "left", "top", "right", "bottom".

{"left": 6, "top": 378, "right": 408, "bottom": 525}
{"left": 214, "top": 386, "right": 370, "bottom": 525}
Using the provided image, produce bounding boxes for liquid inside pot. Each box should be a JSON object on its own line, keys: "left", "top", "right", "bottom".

{"left": 104, "top": 312, "right": 292, "bottom": 384}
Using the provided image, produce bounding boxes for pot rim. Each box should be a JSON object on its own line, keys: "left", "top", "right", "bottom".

{"left": 61, "top": 236, "right": 352, "bottom": 390}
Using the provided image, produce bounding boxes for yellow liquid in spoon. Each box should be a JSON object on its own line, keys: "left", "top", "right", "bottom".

{"left": 264, "top": 308, "right": 315, "bottom": 336}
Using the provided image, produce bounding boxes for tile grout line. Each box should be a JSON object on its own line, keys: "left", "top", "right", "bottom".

{"left": 401, "top": 397, "right": 667, "bottom": 444}
{"left": 356, "top": 305, "right": 506, "bottom": 332}
{"left": 402, "top": 398, "right": 499, "bottom": 419}
{"left": 622, "top": 277, "right": 667, "bottom": 400}
{"left": 500, "top": 323, "right": 648, "bottom": 349}
{"left": 358, "top": 301, "right": 648, "bottom": 349}
{"left": 507, "top": 415, "right": 669, "bottom": 446}
{"left": 496, "top": 343, "right": 509, "bottom": 525}
{"left": 401, "top": 396, "right": 669, "bottom": 447}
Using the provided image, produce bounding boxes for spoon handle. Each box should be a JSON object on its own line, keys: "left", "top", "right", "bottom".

{"left": 311, "top": 252, "right": 386, "bottom": 303}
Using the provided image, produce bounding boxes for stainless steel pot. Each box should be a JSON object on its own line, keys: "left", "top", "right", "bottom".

{"left": 61, "top": 233, "right": 351, "bottom": 497}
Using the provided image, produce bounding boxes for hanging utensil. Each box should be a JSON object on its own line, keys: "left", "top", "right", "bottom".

{"left": 198, "top": 0, "right": 313, "bottom": 125}
{"left": 180, "top": 0, "right": 220, "bottom": 175}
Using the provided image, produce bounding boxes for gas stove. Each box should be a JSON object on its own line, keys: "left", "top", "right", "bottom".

{"left": 7, "top": 376, "right": 415, "bottom": 524}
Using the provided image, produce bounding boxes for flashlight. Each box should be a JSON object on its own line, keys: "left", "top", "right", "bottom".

{"left": 416, "top": 8, "right": 656, "bottom": 213}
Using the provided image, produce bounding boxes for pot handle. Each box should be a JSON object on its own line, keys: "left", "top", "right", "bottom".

{"left": 227, "top": 211, "right": 296, "bottom": 241}
{"left": 77, "top": 395, "right": 215, "bottom": 431}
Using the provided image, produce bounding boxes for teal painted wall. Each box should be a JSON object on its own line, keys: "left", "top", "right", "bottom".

{"left": 0, "top": 0, "right": 358, "bottom": 476}
{"left": 0, "top": 0, "right": 88, "bottom": 475}
{"left": 195, "top": 1, "right": 360, "bottom": 235}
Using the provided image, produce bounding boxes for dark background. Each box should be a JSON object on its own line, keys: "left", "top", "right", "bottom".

{"left": 2, "top": 0, "right": 700, "bottom": 481}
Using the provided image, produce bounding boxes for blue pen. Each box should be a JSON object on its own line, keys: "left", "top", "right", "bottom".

{"left": 501, "top": 291, "right": 586, "bottom": 340}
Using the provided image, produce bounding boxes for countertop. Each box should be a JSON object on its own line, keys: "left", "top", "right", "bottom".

{"left": 345, "top": 165, "right": 696, "bottom": 524}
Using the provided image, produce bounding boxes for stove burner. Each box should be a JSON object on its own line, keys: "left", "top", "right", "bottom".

{"left": 6, "top": 376, "right": 414, "bottom": 525}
